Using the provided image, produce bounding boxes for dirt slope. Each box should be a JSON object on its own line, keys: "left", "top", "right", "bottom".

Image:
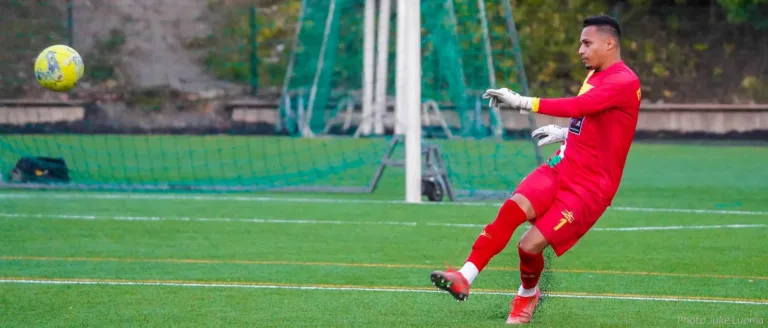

{"left": 73, "top": 0, "right": 240, "bottom": 95}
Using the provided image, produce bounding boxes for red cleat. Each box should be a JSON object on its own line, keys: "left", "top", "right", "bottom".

{"left": 430, "top": 268, "right": 470, "bottom": 301}
{"left": 506, "top": 288, "right": 541, "bottom": 324}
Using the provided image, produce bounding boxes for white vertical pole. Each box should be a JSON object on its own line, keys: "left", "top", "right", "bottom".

{"left": 374, "top": 0, "right": 392, "bottom": 135}
{"left": 399, "top": 0, "right": 421, "bottom": 203}
{"left": 394, "top": 0, "right": 405, "bottom": 136}
{"left": 361, "top": 0, "right": 376, "bottom": 136}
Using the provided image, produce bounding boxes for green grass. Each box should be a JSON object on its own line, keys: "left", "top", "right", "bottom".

{"left": 1, "top": 189, "right": 767, "bottom": 327}
{"left": 0, "top": 135, "right": 767, "bottom": 326}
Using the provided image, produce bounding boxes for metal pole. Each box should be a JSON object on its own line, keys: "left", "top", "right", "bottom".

{"left": 249, "top": 5, "right": 258, "bottom": 96}
{"left": 67, "top": 0, "right": 74, "bottom": 47}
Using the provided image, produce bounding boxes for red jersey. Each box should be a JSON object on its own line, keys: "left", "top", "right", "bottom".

{"left": 532, "top": 61, "right": 641, "bottom": 205}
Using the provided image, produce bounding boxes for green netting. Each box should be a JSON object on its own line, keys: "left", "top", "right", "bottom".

{"left": 0, "top": 135, "right": 389, "bottom": 192}
{"left": 278, "top": 0, "right": 528, "bottom": 137}
{"left": 0, "top": 134, "right": 537, "bottom": 199}
{"left": 0, "top": 0, "right": 542, "bottom": 201}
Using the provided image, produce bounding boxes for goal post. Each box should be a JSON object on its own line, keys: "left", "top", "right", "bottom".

{"left": 361, "top": 0, "right": 376, "bottom": 136}
{"left": 398, "top": 0, "right": 422, "bottom": 203}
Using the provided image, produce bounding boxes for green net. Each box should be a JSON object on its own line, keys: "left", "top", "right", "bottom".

{"left": 0, "top": 133, "right": 537, "bottom": 198}
{"left": 278, "top": 0, "right": 528, "bottom": 137}
{"left": 14, "top": 2, "right": 767, "bottom": 199}
{"left": 0, "top": 0, "right": 542, "bottom": 200}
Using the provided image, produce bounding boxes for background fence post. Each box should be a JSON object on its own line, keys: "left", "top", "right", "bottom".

{"left": 249, "top": 5, "right": 258, "bottom": 97}
{"left": 67, "top": 0, "right": 74, "bottom": 47}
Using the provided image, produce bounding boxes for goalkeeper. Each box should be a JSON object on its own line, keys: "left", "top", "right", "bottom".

{"left": 429, "top": 15, "right": 641, "bottom": 324}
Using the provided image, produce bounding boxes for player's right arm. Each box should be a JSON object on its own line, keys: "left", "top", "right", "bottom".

{"left": 483, "top": 72, "right": 638, "bottom": 118}
{"left": 531, "top": 77, "right": 634, "bottom": 117}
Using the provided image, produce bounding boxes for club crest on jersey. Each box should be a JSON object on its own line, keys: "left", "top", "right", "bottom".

{"left": 554, "top": 210, "right": 575, "bottom": 231}
{"left": 569, "top": 117, "right": 585, "bottom": 135}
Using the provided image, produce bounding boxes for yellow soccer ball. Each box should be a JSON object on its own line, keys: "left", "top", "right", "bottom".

{"left": 34, "top": 45, "right": 85, "bottom": 92}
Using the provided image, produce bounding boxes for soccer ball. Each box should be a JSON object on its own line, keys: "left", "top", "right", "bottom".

{"left": 34, "top": 45, "right": 85, "bottom": 92}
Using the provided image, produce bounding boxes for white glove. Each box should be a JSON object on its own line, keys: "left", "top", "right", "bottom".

{"left": 531, "top": 124, "right": 567, "bottom": 147}
{"left": 482, "top": 88, "right": 535, "bottom": 114}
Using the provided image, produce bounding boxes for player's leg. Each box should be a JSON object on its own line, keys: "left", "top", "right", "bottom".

{"left": 506, "top": 225, "right": 547, "bottom": 324}
{"left": 430, "top": 164, "right": 557, "bottom": 301}
{"left": 517, "top": 225, "right": 549, "bottom": 294}
{"left": 506, "top": 190, "right": 608, "bottom": 324}
{"left": 461, "top": 165, "right": 558, "bottom": 278}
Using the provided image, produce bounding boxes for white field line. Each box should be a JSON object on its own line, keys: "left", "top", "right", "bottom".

{"left": 1, "top": 192, "right": 767, "bottom": 216}
{"left": 1, "top": 278, "right": 766, "bottom": 306}
{"left": 0, "top": 213, "right": 765, "bottom": 232}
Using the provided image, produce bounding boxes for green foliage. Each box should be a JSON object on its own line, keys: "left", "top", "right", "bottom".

{"left": 501, "top": 0, "right": 612, "bottom": 97}
{"left": 717, "top": 0, "right": 768, "bottom": 29}
{"left": 194, "top": 0, "right": 768, "bottom": 103}
{"left": 190, "top": 2, "right": 301, "bottom": 89}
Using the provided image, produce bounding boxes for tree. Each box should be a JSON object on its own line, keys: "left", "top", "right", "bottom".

{"left": 717, "top": 0, "right": 768, "bottom": 29}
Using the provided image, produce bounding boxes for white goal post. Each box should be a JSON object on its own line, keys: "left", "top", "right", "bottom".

{"left": 359, "top": 0, "right": 422, "bottom": 203}
{"left": 398, "top": 0, "right": 422, "bottom": 203}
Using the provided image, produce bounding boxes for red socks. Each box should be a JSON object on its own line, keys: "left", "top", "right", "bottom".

{"left": 518, "top": 244, "right": 545, "bottom": 289}
{"left": 466, "top": 199, "right": 528, "bottom": 271}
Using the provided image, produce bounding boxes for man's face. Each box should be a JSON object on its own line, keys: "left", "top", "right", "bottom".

{"left": 578, "top": 26, "right": 612, "bottom": 70}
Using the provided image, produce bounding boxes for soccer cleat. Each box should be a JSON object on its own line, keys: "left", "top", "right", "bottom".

{"left": 505, "top": 288, "right": 541, "bottom": 324}
{"left": 429, "top": 268, "right": 470, "bottom": 301}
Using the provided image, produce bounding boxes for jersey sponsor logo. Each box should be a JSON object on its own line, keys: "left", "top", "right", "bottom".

{"left": 569, "top": 116, "right": 585, "bottom": 135}
{"left": 554, "top": 210, "right": 575, "bottom": 231}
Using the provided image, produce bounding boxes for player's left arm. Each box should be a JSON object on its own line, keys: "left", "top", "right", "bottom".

{"left": 532, "top": 76, "right": 637, "bottom": 118}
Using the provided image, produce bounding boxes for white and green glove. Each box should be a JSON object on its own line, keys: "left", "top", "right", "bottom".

{"left": 531, "top": 124, "right": 567, "bottom": 147}
{"left": 481, "top": 88, "right": 536, "bottom": 114}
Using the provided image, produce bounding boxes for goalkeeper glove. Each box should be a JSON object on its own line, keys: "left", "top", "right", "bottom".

{"left": 482, "top": 88, "right": 537, "bottom": 114}
{"left": 531, "top": 124, "right": 567, "bottom": 147}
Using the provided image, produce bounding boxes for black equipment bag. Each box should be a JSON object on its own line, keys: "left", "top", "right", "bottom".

{"left": 9, "top": 156, "right": 70, "bottom": 184}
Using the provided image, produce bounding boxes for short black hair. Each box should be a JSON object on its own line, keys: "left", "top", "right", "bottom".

{"left": 583, "top": 15, "right": 621, "bottom": 41}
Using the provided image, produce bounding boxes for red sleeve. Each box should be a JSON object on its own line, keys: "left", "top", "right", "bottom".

{"left": 534, "top": 75, "right": 635, "bottom": 118}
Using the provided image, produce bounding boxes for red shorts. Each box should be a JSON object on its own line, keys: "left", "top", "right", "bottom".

{"left": 513, "top": 164, "right": 608, "bottom": 257}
